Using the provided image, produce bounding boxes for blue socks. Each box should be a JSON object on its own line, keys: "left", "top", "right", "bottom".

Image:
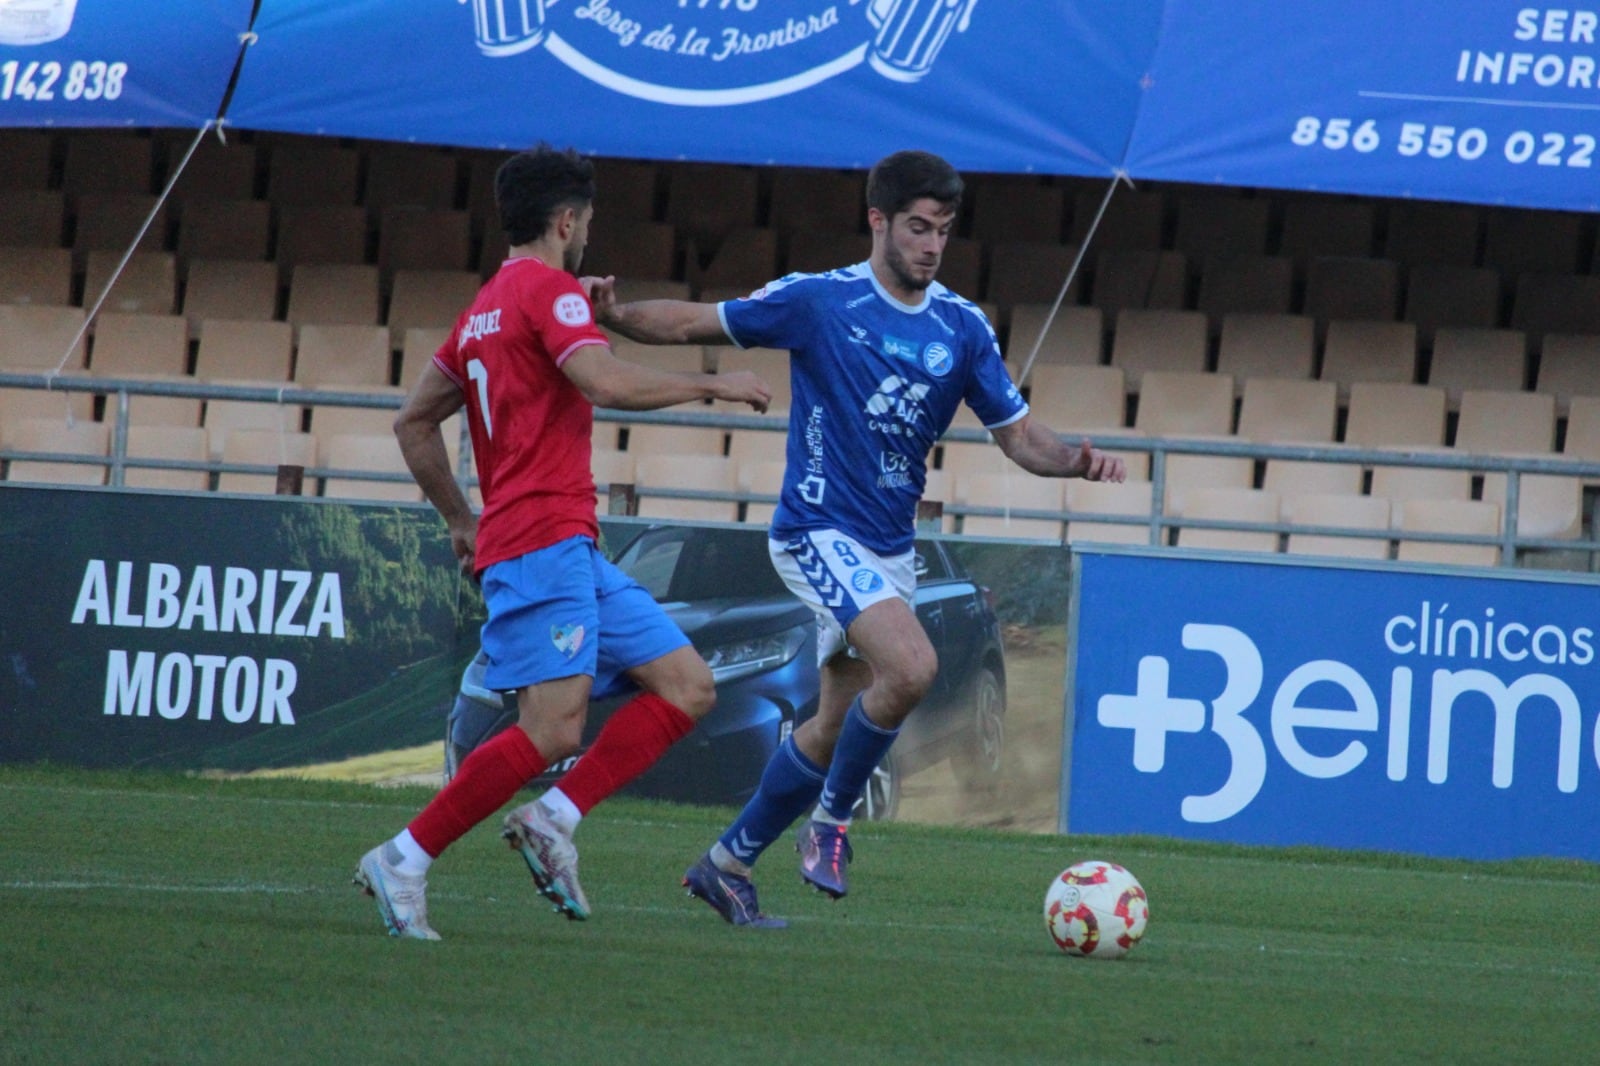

{"left": 818, "top": 697, "right": 899, "bottom": 822}
{"left": 716, "top": 734, "right": 826, "bottom": 868}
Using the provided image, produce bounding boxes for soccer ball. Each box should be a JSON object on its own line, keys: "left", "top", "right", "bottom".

{"left": 1044, "top": 860, "right": 1148, "bottom": 959}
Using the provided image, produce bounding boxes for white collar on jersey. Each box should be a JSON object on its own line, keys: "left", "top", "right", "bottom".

{"left": 861, "top": 261, "right": 933, "bottom": 315}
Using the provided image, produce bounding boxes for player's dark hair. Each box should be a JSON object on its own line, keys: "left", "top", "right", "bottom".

{"left": 866, "top": 150, "right": 963, "bottom": 219}
{"left": 496, "top": 144, "right": 597, "bottom": 245}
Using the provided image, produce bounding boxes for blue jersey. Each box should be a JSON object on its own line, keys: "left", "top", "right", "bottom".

{"left": 719, "top": 262, "right": 1028, "bottom": 555}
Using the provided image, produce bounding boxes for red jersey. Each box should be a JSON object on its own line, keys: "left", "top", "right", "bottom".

{"left": 432, "top": 256, "right": 610, "bottom": 572}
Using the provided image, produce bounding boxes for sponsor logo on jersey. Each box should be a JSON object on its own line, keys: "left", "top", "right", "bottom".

{"left": 460, "top": 308, "right": 503, "bottom": 344}
{"left": 846, "top": 293, "right": 876, "bottom": 309}
{"left": 922, "top": 342, "right": 953, "bottom": 377}
{"left": 553, "top": 292, "right": 592, "bottom": 326}
{"left": 882, "top": 335, "right": 919, "bottom": 362}
{"left": 552, "top": 622, "right": 586, "bottom": 658}
{"left": 847, "top": 324, "right": 872, "bottom": 345}
{"left": 877, "top": 450, "right": 913, "bottom": 489}
{"left": 851, "top": 568, "right": 884, "bottom": 593}
{"left": 864, "top": 374, "right": 930, "bottom": 436}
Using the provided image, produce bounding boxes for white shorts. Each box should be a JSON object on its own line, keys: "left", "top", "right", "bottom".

{"left": 769, "top": 530, "right": 915, "bottom": 665}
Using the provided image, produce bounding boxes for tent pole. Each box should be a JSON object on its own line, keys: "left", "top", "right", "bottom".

{"left": 1012, "top": 170, "right": 1130, "bottom": 390}
{"left": 50, "top": 121, "right": 215, "bottom": 423}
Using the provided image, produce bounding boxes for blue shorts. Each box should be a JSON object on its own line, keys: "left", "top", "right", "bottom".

{"left": 479, "top": 535, "right": 690, "bottom": 699}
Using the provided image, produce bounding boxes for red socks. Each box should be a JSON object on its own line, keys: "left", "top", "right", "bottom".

{"left": 556, "top": 693, "right": 695, "bottom": 815}
{"left": 407, "top": 726, "right": 547, "bottom": 857}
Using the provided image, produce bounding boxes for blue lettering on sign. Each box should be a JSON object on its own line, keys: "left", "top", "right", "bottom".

{"left": 1066, "top": 549, "right": 1600, "bottom": 862}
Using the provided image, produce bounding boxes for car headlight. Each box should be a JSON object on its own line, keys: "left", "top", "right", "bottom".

{"left": 704, "top": 624, "right": 808, "bottom": 683}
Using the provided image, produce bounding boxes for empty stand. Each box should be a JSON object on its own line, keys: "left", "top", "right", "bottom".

{"left": 1174, "top": 196, "right": 1270, "bottom": 263}
{"left": 293, "top": 324, "right": 393, "bottom": 388}
{"left": 785, "top": 229, "right": 871, "bottom": 275}
{"left": 665, "top": 164, "right": 759, "bottom": 250}
{"left": 1024, "top": 364, "right": 1126, "bottom": 433}
{"left": 736, "top": 457, "right": 785, "bottom": 526}
{"left": 203, "top": 389, "right": 305, "bottom": 460}
{"left": 1089, "top": 249, "right": 1187, "bottom": 317}
{"left": 1133, "top": 370, "right": 1234, "bottom": 437}
{"left": 1481, "top": 208, "right": 1586, "bottom": 277}
{"left": 0, "top": 130, "right": 54, "bottom": 191}
{"left": 122, "top": 424, "right": 210, "bottom": 492}
{"left": 0, "top": 247, "right": 72, "bottom": 306}
{"left": 582, "top": 218, "right": 677, "bottom": 281}
{"left": 308, "top": 390, "right": 403, "bottom": 441}
{"left": 265, "top": 139, "right": 361, "bottom": 207}
{"left": 634, "top": 453, "right": 739, "bottom": 522}
{"left": 319, "top": 431, "right": 421, "bottom": 502}
{"left": 1427, "top": 328, "right": 1527, "bottom": 406}
{"left": 1236, "top": 378, "right": 1338, "bottom": 443}
{"left": 1161, "top": 449, "right": 1254, "bottom": 518}
{"left": 1370, "top": 459, "right": 1473, "bottom": 506}
{"left": 82, "top": 251, "right": 177, "bottom": 315}
{"left": 1064, "top": 478, "right": 1155, "bottom": 545}
{"left": 1215, "top": 314, "right": 1315, "bottom": 387}
{"left": 274, "top": 204, "right": 370, "bottom": 282}
{"left": 727, "top": 427, "right": 788, "bottom": 467}
{"left": 72, "top": 194, "right": 166, "bottom": 269}
{"left": 1561, "top": 395, "right": 1600, "bottom": 486}
{"left": 1403, "top": 263, "right": 1500, "bottom": 347}
{"left": 1511, "top": 273, "right": 1600, "bottom": 354}
{"left": 1176, "top": 486, "right": 1281, "bottom": 553}
{"left": 970, "top": 181, "right": 1064, "bottom": 245}
{"left": 1110, "top": 309, "right": 1208, "bottom": 387}
{"left": 625, "top": 420, "right": 725, "bottom": 458}
{"left": 364, "top": 147, "right": 459, "bottom": 215}
{"left": 168, "top": 139, "right": 258, "bottom": 205}
{"left": 690, "top": 226, "right": 778, "bottom": 296}
{"left": 769, "top": 168, "right": 864, "bottom": 236}
{"left": 1384, "top": 200, "right": 1481, "bottom": 269}
{"left": 176, "top": 199, "right": 273, "bottom": 267}
{"left": 0, "top": 304, "right": 88, "bottom": 371}
{"left": 285, "top": 264, "right": 381, "bottom": 329}
{"left": 1196, "top": 254, "right": 1294, "bottom": 326}
{"left": 399, "top": 326, "right": 451, "bottom": 388}
{"left": 0, "top": 190, "right": 66, "bottom": 247}
{"left": 1319, "top": 321, "right": 1417, "bottom": 395}
{"left": 1282, "top": 492, "right": 1391, "bottom": 560}
{"left": 713, "top": 348, "right": 791, "bottom": 414}
{"left": 217, "top": 427, "right": 317, "bottom": 494}
{"left": 1480, "top": 468, "right": 1583, "bottom": 541}
{"left": 1535, "top": 334, "right": 1600, "bottom": 415}
{"left": 1278, "top": 200, "right": 1377, "bottom": 266}
{"left": 954, "top": 472, "right": 1064, "bottom": 540}
{"left": 61, "top": 133, "right": 153, "bottom": 200}
{"left": 114, "top": 380, "right": 203, "bottom": 429}
{"left": 1006, "top": 305, "right": 1103, "bottom": 368}
{"left": 1453, "top": 389, "right": 1556, "bottom": 455}
{"left": 1343, "top": 382, "right": 1447, "bottom": 448}
{"left": 1070, "top": 188, "right": 1164, "bottom": 255}
{"left": 377, "top": 207, "right": 473, "bottom": 277}
{"left": 589, "top": 158, "right": 660, "bottom": 223}
{"left": 182, "top": 259, "right": 280, "bottom": 332}
{"left": 1303, "top": 257, "right": 1399, "bottom": 331}
{"left": 2, "top": 417, "right": 108, "bottom": 485}
{"left": 1262, "top": 459, "right": 1363, "bottom": 498}
{"left": 1395, "top": 499, "right": 1501, "bottom": 566}
{"left": 985, "top": 242, "right": 1082, "bottom": 314}
{"left": 387, "top": 269, "right": 482, "bottom": 348}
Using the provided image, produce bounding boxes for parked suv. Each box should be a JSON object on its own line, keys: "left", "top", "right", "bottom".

{"left": 445, "top": 523, "right": 1007, "bottom": 820}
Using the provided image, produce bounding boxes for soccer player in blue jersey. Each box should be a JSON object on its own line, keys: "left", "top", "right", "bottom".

{"left": 588, "top": 150, "right": 1125, "bottom": 927}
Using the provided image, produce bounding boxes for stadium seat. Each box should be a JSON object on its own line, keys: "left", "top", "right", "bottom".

{"left": 193, "top": 319, "right": 294, "bottom": 382}
{"left": 985, "top": 242, "right": 1083, "bottom": 316}
{"left": 1480, "top": 466, "right": 1583, "bottom": 541}
{"left": 1133, "top": 370, "right": 1234, "bottom": 437}
{"left": 1006, "top": 305, "right": 1103, "bottom": 369}
{"left": 937, "top": 237, "right": 984, "bottom": 300}
{"left": 1303, "top": 257, "right": 1400, "bottom": 334}
{"left": 122, "top": 424, "right": 210, "bottom": 491}
{"left": 1110, "top": 309, "right": 1209, "bottom": 388}
{"left": 477, "top": 227, "right": 510, "bottom": 279}
{"left": 0, "top": 304, "right": 88, "bottom": 372}
{"left": 1482, "top": 208, "right": 1586, "bottom": 277}
{"left": 1089, "top": 249, "right": 1187, "bottom": 317}
{"left": 1174, "top": 196, "right": 1270, "bottom": 263}
{"left": 88, "top": 312, "right": 189, "bottom": 378}
{"left": 293, "top": 323, "right": 393, "bottom": 388}
{"left": 938, "top": 439, "right": 1008, "bottom": 483}
{"left": 265, "top": 139, "right": 361, "bottom": 207}
{"left": 1343, "top": 382, "right": 1447, "bottom": 448}
{"left": 1384, "top": 200, "right": 1482, "bottom": 269}
{"left": 319, "top": 431, "right": 421, "bottom": 502}
{"left": 176, "top": 199, "right": 272, "bottom": 268}
{"left": 1453, "top": 389, "right": 1556, "bottom": 455}
{"left": 1535, "top": 334, "right": 1600, "bottom": 416}
{"left": 633, "top": 453, "right": 739, "bottom": 522}
{"left": 590, "top": 158, "right": 660, "bottom": 223}
{"left": 364, "top": 146, "right": 459, "bottom": 215}
{"left": 1278, "top": 199, "right": 1377, "bottom": 267}
{"left": 624, "top": 420, "right": 725, "bottom": 459}
{"left": 1064, "top": 478, "right": 1156, "bottom": 546}
{"left": 1196, "top": 254, "right": 1294, "bottom": 328}
{"left": 1370, "top": 459, "right": 1473, "bottom": 507}
{"left": 1262, "top": 459, "right": 1363, "bottom": 498}
{"left": 1428, "top": 328, "right": 1527, "bottom": 407}
{"left": 665, "top": 163, "right": 759, "bottom": 250}
{"left": 285, "top": 264, "right": 381, "bottom": 329}
{"left": 1403, "top": 263, "right": 1500, "bottom": 348}
{"left": 2, "top": 416, "right": 109, "bottom": 485}
{"left": 735, "top": 457, "right": 785, "bottom": 526}
{"left": 785, "top": 229, "right": 871, "bottom": 275}
{"left": 274, "top": 204, "right": 370, "bottom": 283}
{"left": 183, "top": 261, "right": 279, "bottom": 338}
{"left": 216, "top": 427, "right": 318, "bottom": 495}
{"left": 398, "top": 326, "right": 451, "bottom": 388}
{"left": 1215, "top": 313, "right": 1315, "bottom": 389}
{"left": 1236, "top": 378, "right": 1338, "bottom": 443}
{"left": 1070, "top": 187, "right": 1164, "bottom": 256}
{"left": 377, "top": 207, "right": 473, "bottom": 278}
{"left": 387, "top": 269, "right": 482, "bottom": 348}
{"left": 0, "top": 130, "right": 53, "bottom": 191}
{"left": 1395, "top": 498, "right": 1501, "bottom": 566}
{"left": 1560, "top": 395, "right": 1600, "bottom": 486}
{"left": 582, "top": 218, "right": 677, "bottom": 281}
{"left": 611, "top": 338, "right": 707, "bottom": 375}
{"left": 308, "top": 389, "right": 403, "bottom": 441}
{"left": 1319, "top": 320, "right": 1417, "bottom": 396}
{"left": 953, "top": 472, "right": 1064, "bottom": 540}
{"left": 689, "top": 226, "right": 778, "bottom": 297}
{"left": 970, "top": 180, "right": 1064, "bottom": 245}
{"left": 1162, "top": 448, "right": 1255, "bottom": 518}
{"left": 61, "top": 133, "right": 154, "bottom": 201}
{"left": 114, "top": 380, "right": 203, "bottom": 430}
{"left": 0, "top": 190, "right": 66, "bottom": 247}
{"left": 72, "top": 194, "right": 166, "bottom": 270}
{"left": 167, "top": 139, "right": 258, "bottom": 205}
{"left": 203, "top": 388, "right": 305, "bottom": 460}
{"left": 82, "top": 250, "right": 177, "bottom": 315}
{"left": 1282, "top": 492, "right": 1391, "bottom": 560}
{"left": 1024, "top": 364, "right": 1127, "bottom": 433}
{"left": 726, "top": 427, "right": 788, "bottom": 467}
{"left": 1510, "top": 273, "right": 1600, "bottom": 355}
{"left": 769, "top": 168, "right": 864, "bottom": 237}
{"left": 1175, "top": 486, "right": 1281, "bottom": 553}
{"left": 712, "top": 347, "right": 791, "bottom": 415}
{"left": 0, "top": 247, "right": 72, "bottom": 306}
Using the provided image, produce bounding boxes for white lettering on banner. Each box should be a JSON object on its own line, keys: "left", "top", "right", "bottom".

{"left": 1382, "top": 601, "right": 1594, "bottom": 665}
{"left": 71, "top": 560, "right": 345, "bottom": 638}
{"left": 1097, "top": 622, "right": 1599, "bottom": 824}
{"left": 103, "top": 650, "right": 297, "bottom": 725}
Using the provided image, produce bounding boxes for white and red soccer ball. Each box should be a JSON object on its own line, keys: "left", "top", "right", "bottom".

{"left": 1044, "top": 860, "right": 1149, "bottom": 959}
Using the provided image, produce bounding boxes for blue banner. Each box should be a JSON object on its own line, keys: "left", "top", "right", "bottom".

{"left": 1065, "top": 548, "right": 1600, "bottom": 862}
{"left": 1124, "top": 0, "right": 1600, "bottom": 211}
{"left": 0, "top": 1, "right": 253, "bottom": 128}
{"left": 226, "top": 0, "right": 1156, "bottom": 174}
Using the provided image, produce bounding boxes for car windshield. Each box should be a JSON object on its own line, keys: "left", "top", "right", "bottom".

{"left": 614, "top": 525, "right": 791, "bottom": 602}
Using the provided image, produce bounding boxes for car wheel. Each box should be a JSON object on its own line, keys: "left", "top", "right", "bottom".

{"left": 855, "top": 747, "right": 901, "bottom": 822}
{"left": 951, "top": 665, "right": 1005, "bottom": 790}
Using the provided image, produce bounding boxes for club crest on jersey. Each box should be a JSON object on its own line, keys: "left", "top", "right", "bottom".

{"left": 922, "top": 342, "right": 953, "bottom": 377}
{"left": 551, "top": 622, "right": 586, "bottom": 658}
{"left": 553, "top": 292, "right": 591, "bottom": 326}
{"left": 851, "top": 569, "right": 884, "bottom": 593}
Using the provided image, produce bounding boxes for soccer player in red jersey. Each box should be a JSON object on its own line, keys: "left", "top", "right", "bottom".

{"left": 354, "top": 145, "right": 771, "bottom": 939}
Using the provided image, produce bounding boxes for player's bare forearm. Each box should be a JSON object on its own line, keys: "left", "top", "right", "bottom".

{"left": 564, "top": 346, "right": 770, "bottom": 413}
{"left": 993, "top": 417, "right": 1127, "bottom": 482}
{"left": 585, "top": 277, "right": 730, "bottom": 345}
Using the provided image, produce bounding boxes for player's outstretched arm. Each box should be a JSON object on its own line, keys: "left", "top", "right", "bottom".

{"left": 562, "top": 343, "right": 771, "bottom": 413}
{"left": 395, "top": 363, "right": 477, "bottom": 574}
{"left": 990, "top": 416, "right": 1127, "bottom": 482}
{"left": 583, "top": 275, "right": 732, "bottom": 346}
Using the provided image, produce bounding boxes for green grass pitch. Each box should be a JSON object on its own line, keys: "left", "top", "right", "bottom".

{"left": 3, "top": 765, "right": 1597, "bottom": 1064}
